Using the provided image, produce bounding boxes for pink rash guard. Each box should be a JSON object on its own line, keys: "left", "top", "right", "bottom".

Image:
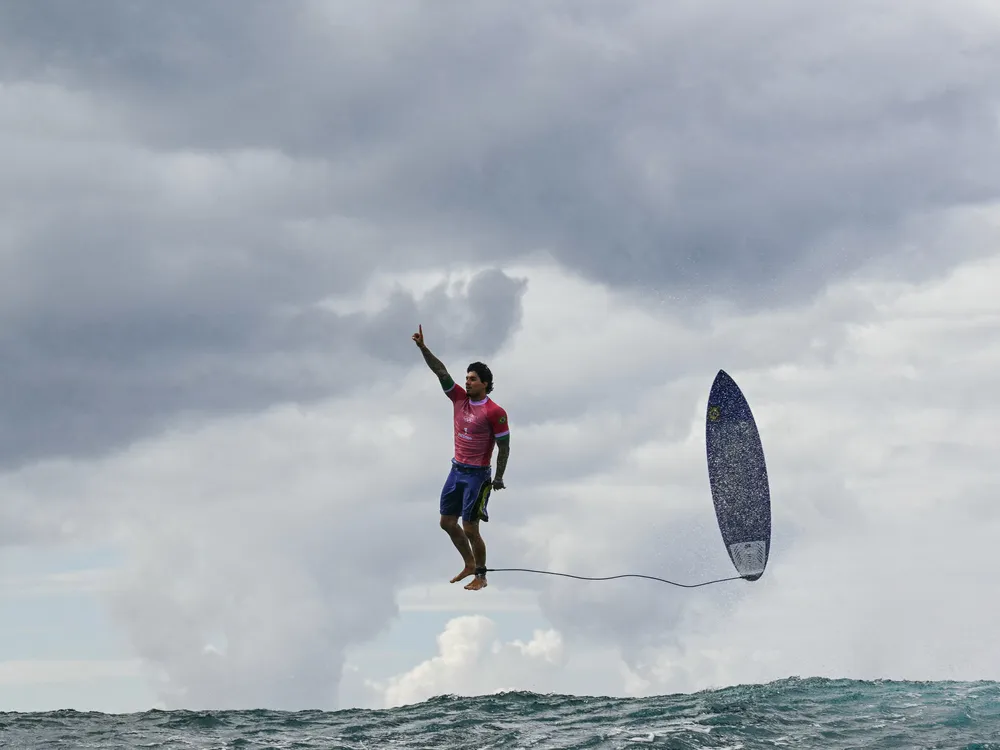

{"left": 443, "top": 380, "right": 509, "bottom": 468}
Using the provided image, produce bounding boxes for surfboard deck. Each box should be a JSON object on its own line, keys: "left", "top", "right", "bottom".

{"left": 705, "top": 369, "right": 771, "bottom": 581}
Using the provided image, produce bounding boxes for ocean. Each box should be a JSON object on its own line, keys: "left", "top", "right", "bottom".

{"left": 2, "top": 677, "right": 998, "bottom": 749}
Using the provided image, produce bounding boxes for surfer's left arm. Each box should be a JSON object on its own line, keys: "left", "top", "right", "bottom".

{"left": 489, "top": 406, "right": 510, "bottom": 489}
{"left": 493, "top": 435, "right": 509, "bottom": 490}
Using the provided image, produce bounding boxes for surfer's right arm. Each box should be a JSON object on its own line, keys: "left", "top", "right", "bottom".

{"left": 412, "top": 324, "right": 453, "bottom": 386}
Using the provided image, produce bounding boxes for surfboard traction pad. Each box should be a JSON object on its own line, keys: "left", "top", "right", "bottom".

{"left": 729, "top": 540, "right": 767, "bottom": 578}
{"left": 706, "top": 370, "right": 771, "bottom": 581}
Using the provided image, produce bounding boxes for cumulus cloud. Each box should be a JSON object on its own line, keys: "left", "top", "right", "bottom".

{"left": 353, "top": 241, "right": 1000, "bottom": 707}
{"left": 4, "top": 235, "right": 1000, "bottom": 709}
{"left": 0, "top": 398, "right": 421, "bottom": 708}
{"left": 494, "top": 244, "right": 1000, "bottom": 693}
{"left": 372, "top": 615, "right": 569, "bottom": 708}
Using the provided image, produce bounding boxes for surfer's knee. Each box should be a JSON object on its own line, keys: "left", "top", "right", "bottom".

{"left": 440, "top": 515, "right": 460, "bottom": 532}
{"left": 462, "top": 520, "right": 481, "bottom": 539}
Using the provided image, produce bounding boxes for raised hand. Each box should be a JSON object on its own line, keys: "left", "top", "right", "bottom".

{"left": 414, "top": 324, "right": 450, "bottom": 380}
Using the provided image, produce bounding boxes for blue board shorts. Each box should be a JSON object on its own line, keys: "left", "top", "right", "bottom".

{"left": 440, "top": 461, "right": 492, "bottom": 523}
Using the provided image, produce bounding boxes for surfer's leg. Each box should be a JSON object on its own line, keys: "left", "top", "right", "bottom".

{"left": 440, "top": 466, "right": 476, "bottom": 582}
{"left": 461, "top": 519, "right": 487, "bottom": 591}
{"left": 462, "top": 518, "right": 486, "bottom": 568}
{"left": 461, "top": 474, "right": 491, "bottom": 590}
{"left": 440, "top": 515, "right": 476, "bottom": 581}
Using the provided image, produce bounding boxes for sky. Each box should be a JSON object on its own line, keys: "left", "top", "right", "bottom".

{"left": 2, "top": 0, "right": 1000, "bottom": 713}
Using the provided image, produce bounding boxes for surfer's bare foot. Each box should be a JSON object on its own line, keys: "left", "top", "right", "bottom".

{"left": 450, "top": 565, "right": 475, "bottom": 583}
{"left": 464, "top": 576, "right": 487, "bottom": 591}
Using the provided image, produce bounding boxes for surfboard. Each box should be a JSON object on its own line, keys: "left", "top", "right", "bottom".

{"left": 705, "top": 369, "right": 771, "bottom": 581}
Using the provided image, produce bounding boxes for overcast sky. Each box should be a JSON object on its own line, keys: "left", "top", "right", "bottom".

{"left": 2, "top": 0, "right": 1000, "bottom": 712}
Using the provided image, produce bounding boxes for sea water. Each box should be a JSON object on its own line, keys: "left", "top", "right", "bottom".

{"left": 2, "top": 677, "right": 998, "bottom": 749}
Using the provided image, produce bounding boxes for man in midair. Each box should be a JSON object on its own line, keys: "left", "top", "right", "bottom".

{"left": 412, "top": 324, "right": 510, "bottom": 591}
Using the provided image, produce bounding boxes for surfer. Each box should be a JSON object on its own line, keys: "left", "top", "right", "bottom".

{"left": 412, "top": 324, "right": 510, "bottom": 591}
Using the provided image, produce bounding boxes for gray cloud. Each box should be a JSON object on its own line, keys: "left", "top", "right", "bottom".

{"left": 108, "top": 510, "right": 410, "bottom": 710}
{"left": 535, "top": 508, "right": 739, "bottom": 650}
{"left": 0, "top": 257, "right": 524, "bottom": 468}
{"left": 3, "top": 0, "right": 998, "bottom": 469}
{"left": 7, "top": 2, "right": 998, "bottom": 298}
{"left": 418, "top": 269, "right": 528, "bottom": 356}
{"left": 32, "top": 6, "right": 1000, "bottom": 269}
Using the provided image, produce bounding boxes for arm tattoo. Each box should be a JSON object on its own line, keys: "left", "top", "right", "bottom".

{"left": 419, "top": 345, "right": 450, "bottom": 380}
{"left": 495, "top": 440, "right": 510, "bottom": 480}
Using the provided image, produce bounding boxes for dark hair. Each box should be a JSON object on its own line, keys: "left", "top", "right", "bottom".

{"left": 467, "top": 361, "right": 494, "bottom": 394}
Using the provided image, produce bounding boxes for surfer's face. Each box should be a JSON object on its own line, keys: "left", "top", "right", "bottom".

{"left": 466, "top": 372, "right": 487, "bottom": 399}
